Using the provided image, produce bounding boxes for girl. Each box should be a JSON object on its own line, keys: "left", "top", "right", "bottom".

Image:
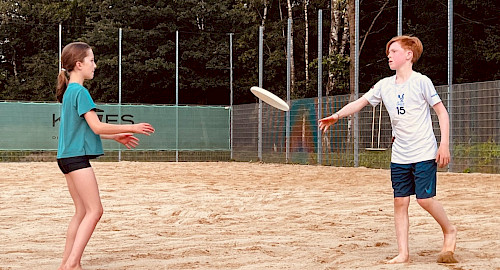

{"left": 56, "top": 42, "right": 155, "bottom": 270}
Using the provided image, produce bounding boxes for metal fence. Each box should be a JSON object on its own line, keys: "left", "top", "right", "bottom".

{"left": 1, "top": 80, "right": 498, "bottom": 173}
{"left": 232, "top": 80, "right": 500, "bottom": 173}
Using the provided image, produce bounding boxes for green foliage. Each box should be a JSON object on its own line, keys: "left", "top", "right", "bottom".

{"left": 359, "top": 149, "right": 391, "bottom": 169}
{"left": 310, "top": 53, "right": 350, "bottom": 95}
{"left": 453, "top": 141, "right": 500, "bottom": 173}
{"left": 0, "top": 0, "right": 498, "bottom": 104}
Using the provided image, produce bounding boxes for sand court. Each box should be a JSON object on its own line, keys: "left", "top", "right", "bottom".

{"left": 1, "top": 162, "right": 499, "bottom": 269}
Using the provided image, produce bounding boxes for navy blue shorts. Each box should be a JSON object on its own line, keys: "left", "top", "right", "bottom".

{"left": 57, "top": 156, "right": 95, "bottom": 174}
{"left": 390, "top": 160, "right": 437, "bottom": 199}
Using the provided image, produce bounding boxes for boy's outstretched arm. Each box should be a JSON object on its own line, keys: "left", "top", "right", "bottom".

{"left": 433, "top": 102, "right": 451, "bottom": 168}
{"left": 319, "top": 97, "right": 369, "bottom": 133}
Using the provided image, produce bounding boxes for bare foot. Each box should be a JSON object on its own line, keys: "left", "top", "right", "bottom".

{"left": 59, "top": 265, "right": 83, "bottom": 270}
{"left": 442, "top": 225, "right": 457, "bottom": 253}
{"left": 437, "top": 251, "right": 458, "bottom": 263}
{"left": 386, "top": 254, "right": 409, "bottom": 264}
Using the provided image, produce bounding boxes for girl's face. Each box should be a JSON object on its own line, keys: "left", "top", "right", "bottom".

{"left": 79, "top": 49, "right": 97, "bottom": 80}
{"left": 387, "top": 41, "right": 412, "bottom": 71}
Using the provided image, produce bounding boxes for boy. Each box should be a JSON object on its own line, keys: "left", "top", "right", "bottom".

{"left": 319, "top": 35, "right": 457, "bottom": 264}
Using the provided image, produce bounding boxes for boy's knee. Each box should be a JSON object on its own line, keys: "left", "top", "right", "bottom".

{"left": 417, "top": 198, "right": 433, "bottom": 208}
{"left": 393, "top": 196, "right": 410, "bottom": 208}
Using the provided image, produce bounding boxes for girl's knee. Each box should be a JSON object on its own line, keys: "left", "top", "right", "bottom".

{"left": 94, "top": 207, "right": 103, "bottom": 220}
{"left": 74, "top": 209, "right": 86, "bottom": 221}
{"left": 87, "top": 206, "right": 103, "bottom": 222}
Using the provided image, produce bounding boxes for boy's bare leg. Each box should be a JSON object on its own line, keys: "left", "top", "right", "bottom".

{"left": 387, "top": 196, "right": 410, "bottom": 264}
{"left": 417, "top": 198, "right": 457, "bottom": 256}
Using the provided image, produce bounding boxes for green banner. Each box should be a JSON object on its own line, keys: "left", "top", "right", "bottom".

{"left": 0, "top": 102, "right": 230, "bottom": 151}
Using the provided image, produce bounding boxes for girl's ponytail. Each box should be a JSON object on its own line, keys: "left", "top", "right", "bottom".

{"left": 56, "top": 69, "right": 68, "bottom": 102}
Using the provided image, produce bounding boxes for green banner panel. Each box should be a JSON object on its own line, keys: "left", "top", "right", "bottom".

{"left": 0, "top": 102, "right": 229, "bottom": 151}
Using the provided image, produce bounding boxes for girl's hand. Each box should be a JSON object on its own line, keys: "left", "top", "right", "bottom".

{"left": 318, "top": 113, "right": 340, "bottom": 133}
{"left": 114, "top": 133, "right": 140, "bottom": 149}
{"left": 133, "top": 123, "right": 155, "bottom": 135}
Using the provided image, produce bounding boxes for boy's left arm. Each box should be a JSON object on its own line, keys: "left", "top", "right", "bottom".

{"left": 433, "top": 102, "right": 450, "bottom": 168}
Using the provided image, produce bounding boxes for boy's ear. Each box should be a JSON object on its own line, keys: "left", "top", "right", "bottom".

{"left": 406, "top": 50, "right": 413, "bottom": 61}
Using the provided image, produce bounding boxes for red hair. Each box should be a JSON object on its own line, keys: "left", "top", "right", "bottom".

{"left": 386, "top": 35, "right": 423, "bottom": 63}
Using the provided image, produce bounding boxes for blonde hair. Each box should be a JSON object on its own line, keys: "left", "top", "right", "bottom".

{"left": 56, "top": 42, "right": 92, "bottom": 102}
{"left": 386, "top": 35, "right": 423, "bottom": 63}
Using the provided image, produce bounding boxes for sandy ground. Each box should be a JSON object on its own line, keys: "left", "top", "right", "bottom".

{"left": 0, "top": 162, "right": 499, "bottom": 270}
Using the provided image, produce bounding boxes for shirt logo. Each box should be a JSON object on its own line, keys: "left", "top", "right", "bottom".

{"left": 397, "top": 94, "right": 405, "bottom": 105}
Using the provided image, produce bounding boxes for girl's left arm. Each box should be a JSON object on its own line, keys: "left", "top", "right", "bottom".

{"left": 433, "top": 102, "right": 450, "bottom": 168}
{"left": 100, "top": 133, "right": 140, "bottom": 149}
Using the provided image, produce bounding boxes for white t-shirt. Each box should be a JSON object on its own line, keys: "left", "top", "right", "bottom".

{"left": 363, "top": 71, "right": 442, "bottom": 164}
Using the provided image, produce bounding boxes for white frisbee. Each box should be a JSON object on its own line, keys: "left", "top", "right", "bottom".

{"left": 250, "top": 86, "right": 289, "bottom": 111}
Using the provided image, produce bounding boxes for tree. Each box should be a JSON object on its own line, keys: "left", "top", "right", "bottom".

{"left": 0, "top": 0, "right": 498, "bottom": 105}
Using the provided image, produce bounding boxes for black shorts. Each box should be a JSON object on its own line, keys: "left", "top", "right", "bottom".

{"left": 57, "top": 155, "right": 96, "bottom": 174}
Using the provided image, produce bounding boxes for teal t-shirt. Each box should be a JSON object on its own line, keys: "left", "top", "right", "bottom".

{"left": 57, "top": 83, "right": 104, "bottom": 159}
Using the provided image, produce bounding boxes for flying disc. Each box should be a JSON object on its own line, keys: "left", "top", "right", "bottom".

{"left": 250, "top": 86, "right": 289, "bottom": 111}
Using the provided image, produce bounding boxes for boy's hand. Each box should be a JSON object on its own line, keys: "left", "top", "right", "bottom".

{"left": 318, "top": 113, "right": 340, "bottom": 133}
{"left": 114, "top": 133, "right": 139, "bottom": 149}
{"left": 436, "top": 144, "right": 450, "bottom": 168}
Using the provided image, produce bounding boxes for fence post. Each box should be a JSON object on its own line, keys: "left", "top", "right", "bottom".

{"left": 176, "top": 31, "right": 179, "bottom": 162}
{"left": 317, "top": 10, "right": 323, "bottom": 165}
{"left": 229, "top": 33, "right": 234, "bottom": 160}
{"left": 118, "top": 28, "right": 122, "bottom": 162}
{"left": 447, "top": 0, "right": 453, "bottom": 172}
{"left": 258, "top": 26, "right": 263, "bottom": 161}
{"left": 286, "top": 18, "right": 292, "bottom": 163}
{"left": 354, "top": 0, "right": 360, "bottom": 167}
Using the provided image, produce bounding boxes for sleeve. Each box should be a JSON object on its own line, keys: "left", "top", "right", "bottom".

{"left": 76, "top": 87, "right": 97, "bottom": 117}
{"left": 362, "top": 80, "right": 383, "bottom": 107}
{"left": 421, "top": 75, "right": 442, "bottom": 106}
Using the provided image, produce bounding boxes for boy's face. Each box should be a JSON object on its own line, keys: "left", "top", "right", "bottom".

{"left": 387, "top": 41, "right": 412, "bottom": 70}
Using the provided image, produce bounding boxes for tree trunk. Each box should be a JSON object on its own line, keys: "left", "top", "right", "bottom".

{"left": 286, "top": 0, "right": 295, "bottom": 93}
{"left": 261, "top": 0, "right": 268, "bottom": 27}
{"left": 348, "top": 0, "right": 355, "bottom": 99}
{"left": 12, "top": 48, "right": 17, "bottom": 78}
{"left": 304, "top": 0, "right": 309, "bottom": 90}
{"left": 347, "top": 0, "right": 356, "bottom": 144}
{"left": 326, "top": 0, "right": 343, "bottom": 96}
{"left": 340, "top": 2, "right": 349, "bottom": 55}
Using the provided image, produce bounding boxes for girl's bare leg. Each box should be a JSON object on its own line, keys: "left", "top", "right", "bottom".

{"left": 58, "top": 173, "right": 86, "bottom": 269}
{"left": 60, "top": 167, "right": 103, "bottom": 270}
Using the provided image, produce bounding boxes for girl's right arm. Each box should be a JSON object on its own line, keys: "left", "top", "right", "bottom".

{"left": 83, "top": 110, "right": 155, "bottom": 136}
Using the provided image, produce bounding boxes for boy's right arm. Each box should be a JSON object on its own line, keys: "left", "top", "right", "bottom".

{"left": 319, "top": 97, "right": 369, "bottom": 132}
{"left": 83, "top": 110, "right": 155, "bottom": 136}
